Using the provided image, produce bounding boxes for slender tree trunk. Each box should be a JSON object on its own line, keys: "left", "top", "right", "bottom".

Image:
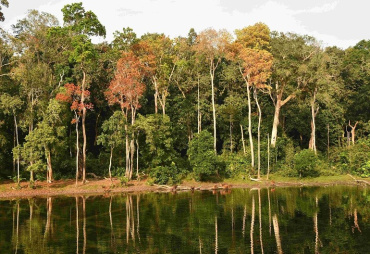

{"left": 136, "top": 137, "right": 139, "bottom": 179}
{"left": 46, "top": 148, "right": 52, "bottom": 183}
{"left": 129, "top": 109, "right": 136, "bottom": 180}
{"left": 94, "top": 111, "right": 101, "bottom": 146}
{"left": 327, "top": 124, "right": 330, "bottom": 160}
{"left": 13, "top": 128, "right": 15, "bottom": 174}
{"left": 254, "top": 89, "right": 261, "bottom": 178}
{"left": 14, "top": 115, "right": 20, "bottom": 184}
{"left": 246, "top": 84, "right": 254, "bottom": 168}
{"left": 267, "top": 134, "right": 270, "bottom": 180}
{"left": 240, "top": 124, "right": 246, "bottom": 154}
{"left": 130, "top": 138, "right": 135, "bottom": 180}
{"left": 197, "top": 77, "right": 201, "bottom": 134}
{"left": 30, "top": 164, "right": 34, "bottom": 183}
{"left": 125, "top": 124, "right": 130, "bottom": 179}
{"left": 153, "top": 77, "right": 158, "bottom": 114}
{"left": 81, "top": 71, "right": 87, "bottom": 184}
{"left": 210, "top": 63, "right": 217, "bottom": 153}
{"left": 75, "top": 117, "right": 79, "bottom": 186}
{"left": 309, "top": 88, "right": 319, "bottom": 154}
{"left": 109, "top": 146, "right": 113, "bottom": 182}
{"left": 230, "top": 117, "right": 233, "bottom": 152}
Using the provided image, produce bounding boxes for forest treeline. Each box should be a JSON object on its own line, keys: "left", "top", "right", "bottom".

{"left": 0, "top": 3, "right": 369, "bottom": 186}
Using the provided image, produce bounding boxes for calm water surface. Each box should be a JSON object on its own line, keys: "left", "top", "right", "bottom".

{"left": 0, "top": 186, "right": 368, "bottom": 253}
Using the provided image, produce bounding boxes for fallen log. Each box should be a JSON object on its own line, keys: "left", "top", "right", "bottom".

{"left": 347, "top": 174, "right": 370, "bottom": 185}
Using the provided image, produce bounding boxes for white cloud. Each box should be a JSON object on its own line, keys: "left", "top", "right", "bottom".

{"left": 2, "top": 0, "right": 366, "bottom": 49}
{"left": 295, "top": 1, "right": 339, "bottom": 14}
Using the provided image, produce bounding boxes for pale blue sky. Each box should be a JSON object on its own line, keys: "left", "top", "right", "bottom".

{"left": 2, "top": 0, "right": 368, "bottom": 49}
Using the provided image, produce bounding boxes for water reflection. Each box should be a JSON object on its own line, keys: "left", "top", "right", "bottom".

{"left": 0, "top": 186, "right": 368, "bottom": 253}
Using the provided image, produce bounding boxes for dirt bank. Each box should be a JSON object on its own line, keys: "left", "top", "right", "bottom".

{"left": 0, "top": 175, "right": 368, "bottom": 199}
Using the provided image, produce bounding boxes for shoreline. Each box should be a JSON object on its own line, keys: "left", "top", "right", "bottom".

{"left": 0, "top": 175, "right": 368, "bottom": 199}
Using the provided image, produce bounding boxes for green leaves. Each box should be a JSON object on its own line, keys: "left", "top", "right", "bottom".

{"left": 62, "top": 2, "right": 106, "bottom": 37}
{"left": 0, "top": 94, "right": 23, "bottom": 115}
{"left": 188, "top": 130, "right": 218, "bottom": 181}
{"left": 97, "top": 111, "right": 126, "bottom": 149}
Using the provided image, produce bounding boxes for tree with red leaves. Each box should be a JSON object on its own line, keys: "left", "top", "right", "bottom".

{"left": 105, "top": 51, "right": 146, "bottom": 179}
{"left": 56, "top": 83, "right": 93, "bottom": 185}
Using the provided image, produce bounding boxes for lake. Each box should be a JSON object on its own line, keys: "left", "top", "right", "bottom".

{"left": 0, "top": 186, "right": 368, "bottom": 253}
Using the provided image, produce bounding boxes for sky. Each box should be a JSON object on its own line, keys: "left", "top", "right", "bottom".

{"left": 2, "top": 0, "right": 369, "bottom": 49}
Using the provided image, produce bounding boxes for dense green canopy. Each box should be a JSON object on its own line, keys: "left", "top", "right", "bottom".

{"left": 0, "top": 3, "right": 369, "bottom": 184}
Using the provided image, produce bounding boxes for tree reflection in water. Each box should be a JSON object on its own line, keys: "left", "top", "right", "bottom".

{"left": 1, "top": 186, "right": 368, "bottom": 254}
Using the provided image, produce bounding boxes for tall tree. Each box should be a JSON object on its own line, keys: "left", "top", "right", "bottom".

{"left": 97, "top": 111, "right": 125, "bottom": 181}
{"left": 56, "top": 83, "right": 93, "bottom": 184}
{"left": 105, "top": 51, "right": 146, "bottom": 179}
{"left": 269, "top": 33, "right": 317, "bottom": 147}
{"left": 61, "top": 2, "right": 106, "bottom": 183}
{"left": 194, "top": 28, "right": 231, "bottom": 152}
{"left": 0, "top": 94, "right": 22, "bottom": 184}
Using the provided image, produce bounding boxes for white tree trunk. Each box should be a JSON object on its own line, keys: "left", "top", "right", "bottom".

{"left": 210, "top": 65, "right": 217, "bottom": 153}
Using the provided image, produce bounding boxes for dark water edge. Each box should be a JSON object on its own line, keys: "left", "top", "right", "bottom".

{"left": 0, "top": 186, "right": 368, "bottom": 254}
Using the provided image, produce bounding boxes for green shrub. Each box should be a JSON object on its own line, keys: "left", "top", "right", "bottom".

{"left": 359, "top": 161, "right": 370, "bottom": 178}
{"left": 221, "top": 152, "right": 249, "bottom": 178}
{"left": 188, "top": 130, "right": 218, "bottom": 181}
{"left": 149, "top": 162, "right": 181, "bottom": 185}
{"left": 330, "top": 137, "right": 369, "bottom": 176}
{"left": 294, "top": 149, "right": 319, "bottom": 177}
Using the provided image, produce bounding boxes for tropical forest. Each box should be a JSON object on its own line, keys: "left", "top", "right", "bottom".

{"left": 0, "top": 2, "right": 369, "bottom": 189}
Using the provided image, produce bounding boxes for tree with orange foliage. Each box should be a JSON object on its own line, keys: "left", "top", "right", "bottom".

{"left": 56, "top": 83, "right": 93, "bottom": 185}
{"left": 238, "top": 48, "right": 273, "bottom": 177}
{"left": 105, "top": 51, "right": 146, "bottom": 179}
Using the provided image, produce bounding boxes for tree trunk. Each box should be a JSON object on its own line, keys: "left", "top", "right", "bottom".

{"left": 136, "top": 137, "right": 139, "bottom": 179}
{"left": 46, "top": 148, "right": 52, "bottom": 183}
{"left": 125, "top": 124, "right": 130, "bottom": 179}
{"left": 81, "top": 71, "right": 87, "bottom": 184}
{"left": 240, "top": 124, "right": 246, "bottom": 155}
{"left": 75, "top": 115, "right": 79, "bottom": 186}
{"left": 271, "top": 98, "right": 281, "bottom": 148}
{"left": 254, "top": 89, "right": 262, "bottom": 178}
{"left": 210, "top": 63, "right": 217, "bottom": 153}
{"left": 14, "top": 115, "right": 20, "bottom": 184}
{"left": 348, "top": 121, "right": 358, "bottom": 146}
{"left": 230, "top": 116, "right": 233, "bottom": 152}
{"left": 109, "top": 146, "right": 113, "bottom": 182}
{"left": 246, "top": 84, "right": 254, "bottom": 168}
{"left": 270, "top": 83, "right": 294, "bottom": 148}
{"left": 267, "top": 134, "right": 270, "bottom": 180}
{"left": 309, "top": 88, "right": 319, "bottom": 154}
{"left": 130, "top": 138, "right": 135, "bottom": 180}
{"left": 153, "top": 77, "right": 158, "bottom": 114}
{"left": 197, "top": 77, "right": 201, "bottom": 134}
